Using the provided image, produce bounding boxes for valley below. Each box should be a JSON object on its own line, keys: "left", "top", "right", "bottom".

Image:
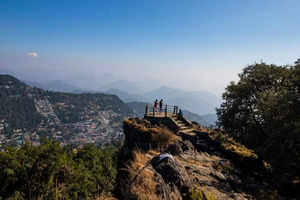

{"left": 0, "top": 75, "right": 133, "bottom": 148}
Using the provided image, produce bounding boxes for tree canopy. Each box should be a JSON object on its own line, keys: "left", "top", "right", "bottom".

{"left": 217, "top": 60, "right": 300, "bottom": 193}
{"left": 0, "top": 140, "right": 118, "bottom": 199}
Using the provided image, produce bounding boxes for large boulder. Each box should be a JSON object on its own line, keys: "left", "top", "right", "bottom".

{"left": 151, "top": 154, "right": 191, "bottom": 197}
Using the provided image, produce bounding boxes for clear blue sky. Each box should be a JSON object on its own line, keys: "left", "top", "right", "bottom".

{"left": 0, "top": 0, "right": 300, "bottom": 94}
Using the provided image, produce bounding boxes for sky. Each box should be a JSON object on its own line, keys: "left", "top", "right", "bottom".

{"left": 0, "top": 0, "right": 300, "bottom": 95}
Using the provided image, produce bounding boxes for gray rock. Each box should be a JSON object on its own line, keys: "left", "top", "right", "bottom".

{"left": 151, "top": 155, "right": 191, "bottom": 196}
{"left": 211, "top": 171, "right": 227, "bottom": 181}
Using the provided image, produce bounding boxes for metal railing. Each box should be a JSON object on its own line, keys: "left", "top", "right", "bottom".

{"left": 144, "top": 104, "right": 180, "bottom": 117}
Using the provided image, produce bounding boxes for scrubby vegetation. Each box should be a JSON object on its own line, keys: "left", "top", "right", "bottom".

{"left": 209, "top": 129, "right": 258, "bottom": 159}
{"left": 0, "top": 140, "right": 118, "bottom": 199}
{"left": 0, "top": 75, "right": 44, "bottom": 130}
{"left": 189, "top": 188, "right": 216, "bottom": 200}
{"left": 124, "top": 150, "right": 160, "bottom": 200}
{"left": 123, "top": 118, "right": 180, "bottom": 151}
{"left": 217, "top": 59, "right": 300, "bottom": 197}
{"left": 118, "top": 119, "right": 184, "bottom": 199}
{"left": 48, "top": 92, "right": 133, "bottom": 124}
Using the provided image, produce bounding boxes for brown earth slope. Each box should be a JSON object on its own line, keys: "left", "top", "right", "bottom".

{"left": 116, "top": 118, "right": 282, "bottom": 200}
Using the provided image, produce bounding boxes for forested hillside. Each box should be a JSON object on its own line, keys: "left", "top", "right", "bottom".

{"left": 217, "top": 60, "right": 300, "bottom": 197}
{"left": 0, "top": 75, "right": 45, "bottom": 130}
{"left": 0, "top": 75, "right": 133, "bottom": 147}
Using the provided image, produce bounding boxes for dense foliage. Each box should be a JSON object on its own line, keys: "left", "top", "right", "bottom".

{"left": 217, "top": 60, "right": 300, "bottom": 194}
{"left": 0, "top": 75, "right": 133, "bottom": 145}
{"left": 0, "top": 140, "right": 118, "bottom": 199}
{"left": 0, "top": 75, "right": 44, "bottom": 131}
{"left": 48, "top": 92, "right": 133, "bottom": 123}
{"left": 0, "top": 96, "right": 44, "bottom": 131}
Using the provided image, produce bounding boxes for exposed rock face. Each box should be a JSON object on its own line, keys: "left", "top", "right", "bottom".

{"left": 151, "top": 155, "right": 191, "bottom": 196}
{"left": 117, "top": 118, "right": 280, "bottom": 200}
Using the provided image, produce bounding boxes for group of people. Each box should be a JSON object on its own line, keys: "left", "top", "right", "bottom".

{"left": 153, "top": 99, "right": 164, "bottom": 112}
{"left": 153, "top": 99, "right": 183, "bottom": 116}
{"left": 154, "top": 99, "right": 183, "bottom": 116}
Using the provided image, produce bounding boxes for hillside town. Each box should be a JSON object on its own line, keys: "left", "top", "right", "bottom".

{"left": 0, "top": 75, "right": 130, "bottom": 148}
{"left": 0, "top": 108, "right": 124, "bottom": 148}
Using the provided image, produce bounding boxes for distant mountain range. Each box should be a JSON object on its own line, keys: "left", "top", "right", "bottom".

{"left": 105, "top": 88, "right": 148, "bottom": 103}
{"left": 200, "top": 113, "right": 218, "bottom": 125}
{"left": 25, "top": 80, "right": 81, "bottom": 93}
{"left": 0, "top": 69, "right": 17, "bottom": 76}
{"left": 101, "top": 83, "right": 221, "bottom": 115}
{"left": 2, "top": 71, "right": 221, "bottom": 116}
{"left": 100, "top": 84, "right": 221, "bottom": 123}
{"left": 101, "top": 80, "right": 145, "bottom": 94}
{"left": 143, "top": 86, "right": 221, "bottom": 115}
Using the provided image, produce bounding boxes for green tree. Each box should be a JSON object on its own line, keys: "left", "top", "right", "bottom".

{"left": 0, "top": 140, "right": 119, "bottom": 199}
{"left": 217, "top": 61, "right": 300, "bottom": 193}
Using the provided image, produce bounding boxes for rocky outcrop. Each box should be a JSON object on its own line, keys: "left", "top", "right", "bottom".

{"left": 151, "top": 155, "right": 191, "bottom": 198}
{"left": 117, "top": 118, "right": 281, "bottom": 200}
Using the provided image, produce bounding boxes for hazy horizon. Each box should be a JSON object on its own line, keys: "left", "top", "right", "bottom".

{"left": 1, "top": 0, "right": 300, "bottom": 96}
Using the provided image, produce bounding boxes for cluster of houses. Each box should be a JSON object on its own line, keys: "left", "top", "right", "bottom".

{"left": 0, "top": 101, "right": 124, "bottom": 148}
{"left": 0, "top": 76, "right": 127, "bottom": 148}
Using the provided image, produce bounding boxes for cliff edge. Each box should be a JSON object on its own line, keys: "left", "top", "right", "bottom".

{"left": 116, "top": 117, "right": 280, "bottom": 200}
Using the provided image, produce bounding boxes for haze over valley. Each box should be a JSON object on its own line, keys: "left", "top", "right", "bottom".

{"left": 0, "top": 1, "right": 300, "bottom": 199}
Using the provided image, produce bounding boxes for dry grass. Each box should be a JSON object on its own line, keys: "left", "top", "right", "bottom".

{"left": 150, "top": 126, "right": 180, "bottom": 149}
{"left": 122, "top": 119, "right": 183, "bottom": 199}
{"left": 209, "top": 130, "right": 258, "bottom": 159}
{"left": 192, "top": 123, "right": 208, "bottom": 132}
{"left": 192, "top": 123, "right": 257, "bottom": 159}
{"left": 130, "top": 150, "right": 152, "bottom": 171}
{"left": 126, "top": 150, "right": 161, "bottom": 200}
{"left": 124, "top": 118, "right": 180, "bottom": 151}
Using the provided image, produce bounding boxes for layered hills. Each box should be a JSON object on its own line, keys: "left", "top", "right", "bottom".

{"left": 25, "top": 80, "right": 81, "bottom": 93}
{"left": 144, "top": 86, "right": 221, "bottom": 115}
{"left": 0, "top": 75, "right": 133, "bottom": 147}
{"left": 20, "top": 75, "right": 220, "bottom": 120}
{"left": 105, "top": 85, "right": 221, "bottom": 115}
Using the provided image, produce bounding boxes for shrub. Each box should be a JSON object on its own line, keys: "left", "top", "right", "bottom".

{"left": 0, "top": 140, "right": 119, "bottom": 199}
{"left": 189, "top": 189, "right": 216, "bottom": 200}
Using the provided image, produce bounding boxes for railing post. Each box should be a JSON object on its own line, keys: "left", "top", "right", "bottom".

{"left": 145, "top": 104, "right": 149, "bottom": 115}
{"left": 173, "top": 106, "right": 177, "bottom": 116}
{"left": 173, "top": 106, "right": 175, "bottom": 114}
{"left": 165, "top": 104, "right": 168, "bottom": 117}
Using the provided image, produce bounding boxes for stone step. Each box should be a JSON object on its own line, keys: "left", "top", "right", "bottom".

{"left": 181, "top": 128, "right": 194, "bottom": 133}
{"left": 179, "top": 126, "right": 189, "bottom": 130}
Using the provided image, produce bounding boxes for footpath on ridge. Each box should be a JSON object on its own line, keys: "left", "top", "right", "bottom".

{"left": 116, "top": 105, "right": 279, "bottom": 200}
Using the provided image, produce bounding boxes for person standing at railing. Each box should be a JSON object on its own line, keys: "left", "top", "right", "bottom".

{"left": 159, "top": 99, "right": 163, "bottom": 113}
{"left": 178, "top": 109, "right": 183, "bottom": 117}
{"left": 154, "top": 99, "right": 158, "bottom": 112}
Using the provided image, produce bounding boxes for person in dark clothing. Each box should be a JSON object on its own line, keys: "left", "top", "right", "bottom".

{"left": 159, "top": 99, "right": 163, "bottom": 112}
{"left": 178, "top": 109, "right": 183, "bottom": 117}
